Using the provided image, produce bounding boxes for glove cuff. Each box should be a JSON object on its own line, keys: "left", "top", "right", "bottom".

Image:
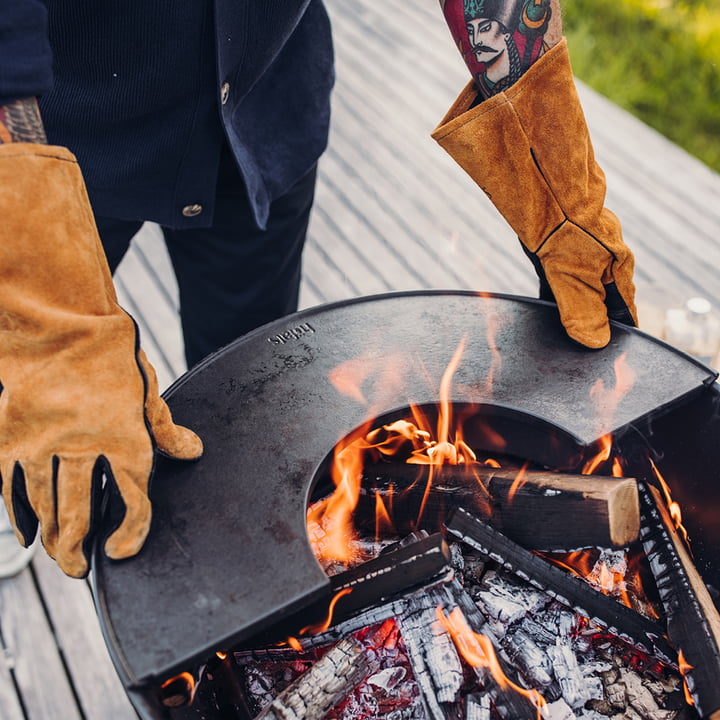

{"left": 432, "top": 38, "right": 612, "bottom": 253}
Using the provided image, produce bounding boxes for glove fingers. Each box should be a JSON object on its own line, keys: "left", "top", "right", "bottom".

{"left": 102, "top": 460, "right": 153, "bottom": 562}
{"left": 1, "top": 459, "right": 40, "bottom": 548}
{"left": 137, "top": 349, "right": 203, "bottom": 460}
{"left": 19, "top": 458, "right": 60, "bottom": 555}
{"left": 548, "top": 271, "right": 612, "bottom": 349}
{"left": 538, "top": 224, "right": 636, "bottom": 349}
{"left": 604, "top": 281, "right": 636, "bottom": 327}
{"left": 601, "top": 242, "right": 638, "bottom": 328}
{"left": 54, "top": 456, "right": 100, "bottom": 578}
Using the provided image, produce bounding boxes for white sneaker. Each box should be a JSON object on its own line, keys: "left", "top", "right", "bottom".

{"left": 0, "top": 502, "right": 36, "bottom": 578}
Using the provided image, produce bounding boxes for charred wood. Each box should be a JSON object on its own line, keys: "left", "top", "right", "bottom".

{"left": 250, "top": 533, "right": 453, "bottom": 649}
{"left": 639, "top": 482, "right": 720, "bottom": 719}
{"left": 437, "top": 580, "right": 547, "bottom": 720}
{"left": 464, "top": 693, "right": 492, "bottom": 720}
{"left": 329, "top": 533, "right": 454, "bottom": 617}
{"left": 445, "top": 507, "right": 675, "bottom": 664}
{"left": 358, "top": 463, "right": 640, "bottom": 550}
{"left": 395, "top": 590, "right": 465, "bottom": 719}
{"left": 252, "top": 635, "right": 376, "bottom": 720}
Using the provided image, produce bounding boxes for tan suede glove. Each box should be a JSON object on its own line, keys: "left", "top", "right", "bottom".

{"left": 0, "top": 143, "right": 203, "bottom": 578}
{"left": 432, "top": 40, "right": 637, "bottom": 349}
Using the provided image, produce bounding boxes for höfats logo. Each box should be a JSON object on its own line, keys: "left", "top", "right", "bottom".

{"left": 268, "top": 322, "right": 316, "bottom": 344}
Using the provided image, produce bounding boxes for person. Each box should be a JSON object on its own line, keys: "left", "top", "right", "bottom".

{"left": 0, "top": 0, "right": 636, "bottom": 579}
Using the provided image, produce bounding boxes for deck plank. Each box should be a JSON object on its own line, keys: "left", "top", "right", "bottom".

{"left": 0, "top": 568, "right": 82, "bottom": 720}
{"left": 31, "top": 553, "right": 139, "bottom": 719}
{"left": 0, "top": 635, "right": 24, "bottom": 720}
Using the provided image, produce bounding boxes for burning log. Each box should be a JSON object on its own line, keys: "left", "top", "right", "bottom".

{"left": 639, "top": 481, "right": 720, "bottom": 719}
{"left": 445, "top": 506, "right": 675, "bottom": 663}
{"left": 395, "top": 590, "right": 465, "bottom": 719}
{"left": 359, "top": 463, "right": 640, "bottom": 551}
{"left": 254, "top": 533, "right": 454, "bottom": 649}
{"left": 329, "top": 532, "right": 454, "bottom": 617}
{"left": 432, "top": 580, "right": 548, "bottom": 720}
{"left": 252, "top": 635, "right": 376, "bottom": 720}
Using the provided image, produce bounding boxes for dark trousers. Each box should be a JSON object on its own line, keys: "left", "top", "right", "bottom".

{"left": 97, "top": 159, "right": 317, "bottom": 369}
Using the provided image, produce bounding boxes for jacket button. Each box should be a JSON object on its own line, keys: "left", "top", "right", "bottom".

{"left": 182, "top": 204, "right": 203, "bottom": 217}
{"left": 220, "top": 82, "right": 230, "bottom": 105}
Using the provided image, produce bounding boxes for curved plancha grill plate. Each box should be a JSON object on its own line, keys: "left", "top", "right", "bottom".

{"left": 91, "top": 291, "right": 719, "bottom": 688}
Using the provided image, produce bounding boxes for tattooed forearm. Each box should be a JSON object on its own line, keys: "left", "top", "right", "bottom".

{"left": 440, "top": 0, "right": 562, "bottom": 100}
{"left": 0, "top": 98, "right": 48, "bottom": 144}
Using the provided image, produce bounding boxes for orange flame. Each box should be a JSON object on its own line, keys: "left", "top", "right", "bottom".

{"left": 375, "top": 491, "right": 396, "bottom": 541}
{"left": 161, "top": 672, "right": 195, "bottom": 692}
{"left": 307, "top": 430, "right": 371, "bottom": 565}
{"left": 284, "top": 587, "right": 354, "bottom": 650}
{"left": 160, "top": 671, "right": 196, "bottom": 706}
{"left": 437, "top": 607, "right": 546, "bottom": 718}
{"left": 582, "top": 353, "right": 637, "bottom": 475}
{"left": 582, "top": 433, "right": 613, "bottom": 476}
{"left": 507, "top": 461, "right": 530, "bottom": 503}
{"left": 650, "top": 459, "right": 689, "bottom": 544}
{"left": 678, "top": 650, "right": 695, "bottom": 706}
{"left": 312, "top": 337, "right": 497, "bottom": 562}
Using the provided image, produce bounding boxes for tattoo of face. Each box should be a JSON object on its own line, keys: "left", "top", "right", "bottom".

{"left": 0, "top": 98, "right": 48, "bottom": 144}
{"left": 441, "top": 0, "right": 553, "bottom": 100}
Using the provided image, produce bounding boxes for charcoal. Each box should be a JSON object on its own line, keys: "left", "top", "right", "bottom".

{"left": 397, "top": 593, "right": 464, "bottom": 707}
{"left": 500, "top": 629, "right": 553, "bottom": 688}
{"left": 546, "top": 640, "right": 587, "bottom": 709}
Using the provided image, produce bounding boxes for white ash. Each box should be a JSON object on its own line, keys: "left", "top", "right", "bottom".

{"left": 547, "top": 640, "right": 589, "bottom": 709}
{"left": 545, "top": 698, "right": 578, "bottom": 720}
{"left": 481, "top": 568, "right": 553, "bottom": 615}
{"left": 448, "top": 541, "right": 466, "bottom": 572}
{"left": 585, "top": 550, "right": 628, "bottom": 597}
{"left": 465, "top": 692, "right": 492, "bottom": 720}
{"left": 476, "top": 590, "right": 528, "bottom": 626}
{"left": 457, "top": 562, "right": 691, "bottom": 720}
{"left": 396, "top": 594, "right": 464, "bottom": 705}
{"left": 366, "top": 666, "right": 407, "bottom": 692}
{"left": 500, "top": 629, "right": 554, "bottom": 688}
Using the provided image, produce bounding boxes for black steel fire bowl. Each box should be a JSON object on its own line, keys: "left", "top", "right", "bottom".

{"left": 92, "top": 291, "right": 720, "bottom": 697}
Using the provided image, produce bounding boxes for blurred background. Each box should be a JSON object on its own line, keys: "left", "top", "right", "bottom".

{"left": 563, "top": 0, "right": 720, "bottom": 173}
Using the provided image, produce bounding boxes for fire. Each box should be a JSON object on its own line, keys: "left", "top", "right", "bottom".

{"left": 436, "top": 607, "right": 546, "bottom": 719}
{"left": 284, "top": 587, "right": 354, "bottom": 650}
{"left": 582, "top": 353, "right": 637, "bottom": 476}
{"left": 374, "top": 491, "right": 395, "bottom": 541}
{"left": 311, "top": 337, "right": 495, "bottom": 564}
{"left": 650, "top": 458, "right": 689, "bottom": 544}
{"left": 506, "top": 461, "right": 530, "bottom": 503}
{"left": 582, "top": 434, "right": 613, "bottom": 475}
{"left": 678, "top": 650, "right": 696, "bottom": 706}
{"left": 307, "top": 431, "right": 370, "bottom": 565}
{"left": 160, "top": 672, "right": 196, "bottom": 707}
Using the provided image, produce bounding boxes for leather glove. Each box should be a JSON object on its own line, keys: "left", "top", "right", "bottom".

{"left": 0, "top": 143, "right": 203, "bottom": 578}
{"left": 432, "top": 39, "right": 637, "bottom": 349}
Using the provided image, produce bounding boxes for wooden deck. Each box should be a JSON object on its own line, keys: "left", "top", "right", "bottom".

{"left": 2, "top": 0, "right": 720, "bottom": 717}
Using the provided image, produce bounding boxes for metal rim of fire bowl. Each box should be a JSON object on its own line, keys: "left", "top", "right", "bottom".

{"left": 91, "top": 291, "right": 717, "bottom": 688}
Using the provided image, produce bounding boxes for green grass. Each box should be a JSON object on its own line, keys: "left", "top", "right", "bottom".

{"left": 561, "top": 0, "right": 720, "bottom": 172}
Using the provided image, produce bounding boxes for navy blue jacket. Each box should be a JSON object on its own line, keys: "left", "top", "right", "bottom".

{"left": 0, "top": 0, "right": 334, "bottom": 230}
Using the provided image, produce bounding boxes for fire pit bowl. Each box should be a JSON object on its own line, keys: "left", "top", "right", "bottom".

{"left": 91, "top": 291, "right": 720, "bottom": 719}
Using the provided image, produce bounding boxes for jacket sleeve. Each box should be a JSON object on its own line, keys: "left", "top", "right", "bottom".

{"left": 0, "top": 0, "right": 54, "bottom": 105}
